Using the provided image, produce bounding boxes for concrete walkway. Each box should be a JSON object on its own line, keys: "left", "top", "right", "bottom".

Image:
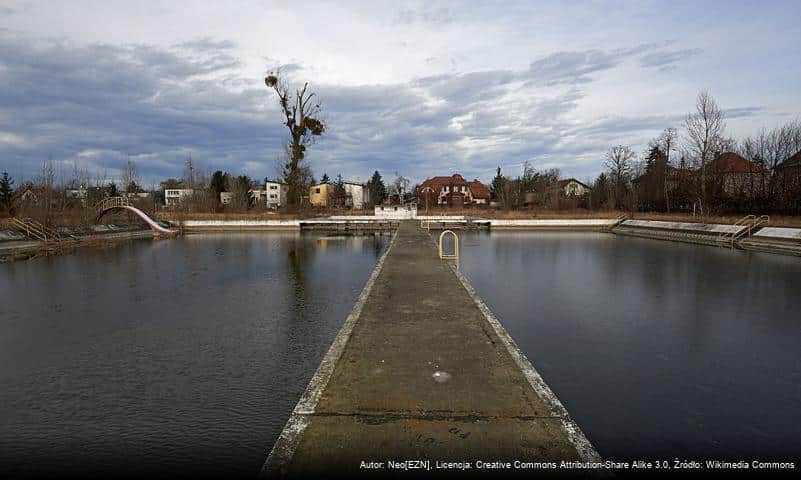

{"left": 263, "top": 221, "right": 599, "bottom": 477}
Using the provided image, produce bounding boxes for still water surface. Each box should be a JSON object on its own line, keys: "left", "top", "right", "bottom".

{"left": 459, "top": 231, "right": 801, "bottom": 462}
{"left": 0, "top": 233, "right": 389, "bottom": 478}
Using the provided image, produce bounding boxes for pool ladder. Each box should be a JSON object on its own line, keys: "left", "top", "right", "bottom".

{"left": 719, "top": 214, "right": 769, "bottom": 248}
{"left": 438, "top": 229, "right": 459, "bottom": 269}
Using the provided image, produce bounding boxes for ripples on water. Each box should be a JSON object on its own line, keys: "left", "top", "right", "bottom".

{"left": 0, "top": 233, "right": 389, "bottom": 478}
{"left": 458, "top": 231, "right": 801, "bottom": 462}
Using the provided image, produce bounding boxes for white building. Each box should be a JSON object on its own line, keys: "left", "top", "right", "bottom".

{"left": 164, "top": 188, "right": 195, "bottom": 206}
{"left": 343, "top": 183, "right": 370, "bottom": 210}
{"left": 374, "top": 203, "right": 417, "bottom": 219}
{"left": 263, "top": 180, "right": 288, "bottom": 208}
{"left": 554, "top": 179, "right": 591, "bottom": 197}
{"left": 66, "top": 187, "right": 88, "bottom": 205}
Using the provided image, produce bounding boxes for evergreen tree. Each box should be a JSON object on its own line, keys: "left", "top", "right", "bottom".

{"left": 320, "top": 173, "right": 330, "bottom": 184}
{"left": 491, "top": 167, "right": 506, "bottom": 202}
{"left": 106, "top": 181, "right": 119, "bottom": 198}
{"left": 0, "top": 171, "right": 14, "bottom": 210}
{"left": 210, "top": 170, "right": 227, "bottom": 202}
{"left": 592, "top": 172, "right": 610, "bottom": 209}
{"left": 232, "top": 175, "right": 253, "bottom": 210}
{"left": 367, "top": 170, "right": 386, "bottom": 206}
{"left": 334, "top": 174, "right": 346, "bottom": 200}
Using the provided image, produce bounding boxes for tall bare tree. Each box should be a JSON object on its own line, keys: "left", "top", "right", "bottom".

{"left": 684, "top": 91, "right": 726, "bottom": 208}
{"left": 183, "top": 156, "right": 196, "bottom": 189}
{"left": 121, "top": 156, "right": 140, "bottom": 193}
{"left": 265, "top": 70, "right": 325, "bottom": 207}
{"left": 658, "top": 127, "right": 678, "bottom": 211}
{"left": 604, "top": 145, "right": 635, "bottom": 209}
{"left": 391, "top": 172, "right": 410, "bottom": 204}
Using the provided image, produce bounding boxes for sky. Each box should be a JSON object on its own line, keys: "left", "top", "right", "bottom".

{"left": 0, "top": 0, "right": 799, "bottom": 187}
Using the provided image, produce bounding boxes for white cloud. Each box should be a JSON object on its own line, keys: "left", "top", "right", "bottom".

{"left": 1, "top": 0, "right": 799, "bottom": 185}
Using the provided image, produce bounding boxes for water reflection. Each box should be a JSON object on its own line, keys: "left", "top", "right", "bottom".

{"left": 0, "top": 233, "right": 389, "bottom": 478}
{"left": 459, "top": 231, "right": 801, "bottom": 461}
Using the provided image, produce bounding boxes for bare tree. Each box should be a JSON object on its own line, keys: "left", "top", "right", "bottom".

{"left": 183, "top": 156, "right": 196, "bottom": 189}
{"left": 658, "top": 127, "right": 678, "bottom": 211}
{"left": 604, "top": 145, "right": 635, "bottom": 209}
{"left": 741, "top": 119, "right": 801, "bottom": 206}
{"left": 121, "top": 156, "right": 140, "bottom": 193}
{"left": 70, "top": 159, "right": 90, "bottom": 189}
{"left": 684, "top": 91, "right": 726, "bottom": 208}
{"left": 391, "top": 172, "right": 410, "bottom": 204}
{"left": 36, "top": 158, "right": 56, "bottom": 225}
{"left": 265, "top": 69, "right": 325, "bottom": 207}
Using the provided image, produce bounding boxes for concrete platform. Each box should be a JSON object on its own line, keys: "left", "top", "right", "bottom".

{"left": 262, "top": 221, "right": 600, "bottom": 478}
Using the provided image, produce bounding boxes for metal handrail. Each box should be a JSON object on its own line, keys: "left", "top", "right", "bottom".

{"left": 438, "top": 229, "right": 459, "bottom": 269}
{"left": 95, "top": 196, "right": 132, "bottom": 212}
{"left": 719, "top": 214, "right": 769, "bottom": 248}
{"left": 9, "top": 217, "right": 63, "bottom": 243}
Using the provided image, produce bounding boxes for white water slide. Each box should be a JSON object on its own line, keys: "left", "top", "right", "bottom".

{"left": 96, "top": 197, "right": 176, "bottom": 236}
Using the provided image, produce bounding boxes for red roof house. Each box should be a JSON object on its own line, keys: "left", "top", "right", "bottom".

{"left": 418, "top": 174, "right": 491, "bottom": 207}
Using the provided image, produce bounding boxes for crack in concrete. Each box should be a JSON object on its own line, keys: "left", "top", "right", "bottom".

{"left": 302, "top": 410, "right": 567, "bottom": 424}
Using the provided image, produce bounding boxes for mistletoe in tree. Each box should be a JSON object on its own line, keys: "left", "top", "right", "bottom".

{"left": 265, "top": 70, "right": 325, "bottom": 206}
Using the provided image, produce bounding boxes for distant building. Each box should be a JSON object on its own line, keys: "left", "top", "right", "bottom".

{"left": 250, "top": 189, "right": 266, "bottom": 204}
{"left": 553, "top": 178, "right": 591, "bottom": 197}
{"left": 417, "top": 174, "right": 491, "bottom": 207}
{"left": 66, "top": 187, "right": 89, "bottom": 205}
{"left": 343, "top": 183, "right": 370, "bottom": 210}
{"left": 375, "top": 203, "right": 417, "bottom": 219}
{"left": 219, "top": 192, "right": 233, "bottom": 205}
{"left": 309, "top": 182, "right": 369, "bottom": 209}
{"left": 775, "top": 150, "right": 801, "bottom": 186}
{"left": 710, "top": 152, "right": 767, "bottom": 196}
{"left": 10, "top": 185, "right": 57, "bottom": 207}
{"left": 123, "top": 191, "right": 152, "bottom": 200}
{"left": 264, "top": 180, "right": 288, "bottom": 208}
{"left": 164, "top": 188, "right": 195, "bottom": 206}
{"left": 310, "top": 183, "right": 336, "bottom": 207}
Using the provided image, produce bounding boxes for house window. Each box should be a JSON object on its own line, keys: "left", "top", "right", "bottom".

{"left": 315, "top": 188, "right": 321, "bottom": 194}
{"left": 270, "top": 185, "right": 277, "bottom": 190}
{"left": 270, "top": 194, "right": 277, "bottom": 199}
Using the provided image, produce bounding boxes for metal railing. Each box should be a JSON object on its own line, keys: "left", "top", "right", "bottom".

{"left": 8, "top": 217, "right": 63, "bottom": 243}
{"left": 438, "top": 229, "right": 459, "bottom": 269}
{"left": 96, "top": 196, "right": 132, "bottom": 212}
{"left": 719, "top": 214, "right": 770, "bottom": 248}
{"left": 610, "top": 213, "right": 628, "bottom": 230}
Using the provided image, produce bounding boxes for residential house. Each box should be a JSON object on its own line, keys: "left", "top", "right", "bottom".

{"left": 553, "top": 178, "right": 591, "bottom": 197}
{"left": 417, "top": 174, "right": 491, "bottom": 207}
{"left": 220, "top": 192, "right": 233, "bottom": 205}
{"left": 309, "top": 183, "right": 336, "bottom": 207}
{"left": 264, "top": 180, "right": 288, "bottom": 208}
{"left": 709, "top": 152, "right": 767, "bottom": 196}
{"left": 250, "top": 189, "right": 266, "bottom": 203}
{"left": 66, "top": 187, "right": 89, "bottom": 205}
{"left": 343, "top": 182, "right": 370, "bottom": 210}
{"left": 164, "top": 188, "right": 196, "bottom": 206}
{"left": 775, "top": 150, "right": 801, "bottom": 188}
{"left": 309, "top": 182, "right": 369, "bottom": 209}
{"left": 10, "top": 185, "right": 58, "bottom": 207}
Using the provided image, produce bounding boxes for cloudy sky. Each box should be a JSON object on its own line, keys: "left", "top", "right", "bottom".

{"left": 1, "top": 0, "right": 799, "bottom": 187}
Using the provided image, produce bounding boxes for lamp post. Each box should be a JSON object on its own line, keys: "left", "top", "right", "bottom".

{"left": 421, "top": 186, "right": 434, "bottom": 216}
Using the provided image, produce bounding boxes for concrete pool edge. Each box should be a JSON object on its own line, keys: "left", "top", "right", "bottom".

{"left": 436, "top": 238, "right": 604, "bottom": 465}
{"left": 259, "top": 228, "right": 400, "bottom": 477}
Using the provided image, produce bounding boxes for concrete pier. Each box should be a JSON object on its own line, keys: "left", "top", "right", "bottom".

{"left": 262, "top": 221, "right": 600, "bottom": 477}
